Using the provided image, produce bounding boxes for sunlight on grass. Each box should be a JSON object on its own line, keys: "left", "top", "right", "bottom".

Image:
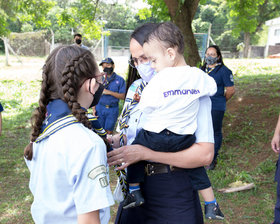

{"left": 0, "top": 57, "right": 280, "bottom": 224}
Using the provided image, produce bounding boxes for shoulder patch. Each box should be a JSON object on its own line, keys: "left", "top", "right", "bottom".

{"left": 88, "top": 165, "right": 107, "bottom": 180}
{"left": 230, "top": 74, "right": 234, "bottom": 82}
{"left": 129, "top": 83, "right": 138, "bottom": 93}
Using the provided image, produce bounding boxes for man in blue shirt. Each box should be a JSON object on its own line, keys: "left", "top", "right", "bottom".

{"left": 95, "top": 58, "right": 126, "bottom": 134}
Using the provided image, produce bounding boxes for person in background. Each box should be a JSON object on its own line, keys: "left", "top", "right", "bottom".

{"left": 73, "top": 33, "right": 89, "bottom": 50}
{"left": 201, "top": 45, "right": 235, "bottom": 170}
{"left": 24, "top": 45, "right": 114, "bottom": 224}
{"left": 121, "top": 21, "right": 224, "bottom": 220}
{"left": 0, "top": 102, "right": 3, "bottom": 136}
{"left": 95, "top": 57, "right": 126, "bottom": 135}
{"left": 271, "top": 114, "right": 280, "bottom": 224}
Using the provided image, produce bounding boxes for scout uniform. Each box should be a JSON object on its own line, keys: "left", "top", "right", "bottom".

{"left": 115, "top": 78, "right": 214, "bottom": 224}
{"left": 203, "top": 64, "right": 234, "bottom": 162}
{"left": 96, "top": 58, "right": 126, "bottom": 132}
{"left": 25, "top": 99, "right": 114, "bottom": 224}
{"left": 0, "top": 103, "right": 3, "bottom": 113}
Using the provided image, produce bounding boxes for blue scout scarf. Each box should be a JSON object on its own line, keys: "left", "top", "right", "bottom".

{"left": 36, "top": 99, "right": 106, "bottom": 143}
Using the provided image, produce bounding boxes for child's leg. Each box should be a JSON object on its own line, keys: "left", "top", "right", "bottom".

{"left": 188, "top": 166, "right": 224, "bottom": 220}
{"left": 123, "top": 166, "right": 145, "bottom": 209}
{"left": 199, "top": 186, "right": 224, "bottom": 220}
{"left": 129, "top": 183, "right": 141, "bottom": 193}
{"left": 122, "top": 130, "right": 150, "bottom": 209}
{"left": 199, "top": 186, "right": 215, "bottom": 202}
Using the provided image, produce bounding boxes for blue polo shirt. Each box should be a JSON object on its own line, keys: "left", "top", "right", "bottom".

{"left": 99, "top": 73, "right": 126, "bottom": 107}
{"left": 0, "top": 103, "right": 3, "bottom": 112}
{"left": 203, "top": 65, "right": 234, "bottom": 111}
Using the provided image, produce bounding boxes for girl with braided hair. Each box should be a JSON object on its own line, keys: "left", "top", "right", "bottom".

{"left": 24, "top": 45, "right": 114, "bottom": 224}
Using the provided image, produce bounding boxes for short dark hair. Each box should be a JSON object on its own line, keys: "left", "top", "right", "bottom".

{"left": 74, "top": 33, "right": 82, "bottom": 38}
{"left": 144, "top": 22, "right": 185, "bottom": 54}
{"left": 125, "top": 23, "right": 158, "bottom": 95}
{"left": 130, "top": 23, "right": 158, "bottom": 47}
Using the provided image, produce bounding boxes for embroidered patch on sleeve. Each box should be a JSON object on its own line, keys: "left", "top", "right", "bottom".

{"left": 99, "top": 176, "right": 109, "bottom": 187}
{"left": 88, "top": 165, "right": 107, "bottom": 180}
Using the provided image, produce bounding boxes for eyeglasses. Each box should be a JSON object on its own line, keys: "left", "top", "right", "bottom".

{"left": 95, "top": 72, "right": 107, "bottom": 85}
{"left": 128, "top": 56, "right": 148, "bottom": 68}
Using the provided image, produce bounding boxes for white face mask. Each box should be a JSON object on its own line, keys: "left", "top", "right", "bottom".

{"left": 136, "top": 61, "right": 155, "bottom": 83}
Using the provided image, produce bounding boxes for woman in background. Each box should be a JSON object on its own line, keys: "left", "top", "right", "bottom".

{"left": 201, "top": 45, "right": 235, "bottom": 170}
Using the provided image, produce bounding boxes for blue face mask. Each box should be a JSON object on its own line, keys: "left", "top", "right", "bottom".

{"left": 136, "top": 61, "right": 155, "bottom": 83}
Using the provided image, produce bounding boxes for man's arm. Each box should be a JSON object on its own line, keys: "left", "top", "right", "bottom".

{"left": 102, "top": 89, "right": 125, "bottom": 100}
{"left": 272, "top": 114, "right": 280, "bottom": 153}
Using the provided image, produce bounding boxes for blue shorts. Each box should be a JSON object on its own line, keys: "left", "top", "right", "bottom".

{"left": 96, "top": 104, "right": 119, "bottom": 131}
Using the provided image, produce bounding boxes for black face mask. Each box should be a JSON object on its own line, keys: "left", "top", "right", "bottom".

{"left": 103, "top": 67, "right": 113, "bottom": 75}
{"left": 75, "top": 39, "right": 82, "bottom": 45}
{"left": 90, "top": 83, "right": 104, "bottom": 107}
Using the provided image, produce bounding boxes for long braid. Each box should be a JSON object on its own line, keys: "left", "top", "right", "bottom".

{"left": 24, "top": 65, "right": 50, "bottom": 160}
{"left": 61, "top": 52, "right": 92, "bottom": 129}
{"left": 24, "top": 46, "right": 99, "bottom": 160}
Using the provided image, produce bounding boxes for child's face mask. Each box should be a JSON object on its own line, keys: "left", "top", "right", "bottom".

{"left": 136, "top": 61, "right": 155, "bottom": 83}
{"left": 89, "top": 79, "right": 104, "bottom": 108}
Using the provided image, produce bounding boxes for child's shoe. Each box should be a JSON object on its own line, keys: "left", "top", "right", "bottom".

{"left": 122, "top": 190, "right": 145, "bottom": 209}
{"left": 205, "top": 203, "right": 224, "bottom": 220}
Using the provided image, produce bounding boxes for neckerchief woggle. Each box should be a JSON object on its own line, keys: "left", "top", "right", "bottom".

{"left": 205, "top": 62, "right": 222, "bottom": 74}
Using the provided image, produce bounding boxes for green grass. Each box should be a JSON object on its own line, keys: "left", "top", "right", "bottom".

{"left": 0, "top": 57, "right": 280, "bottom": 223}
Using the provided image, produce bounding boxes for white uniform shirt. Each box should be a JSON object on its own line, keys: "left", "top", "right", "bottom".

{"left": 118, "top": 78, "right": 214, "bottom": 144}
{"left": 139, "top": 66, "right": 217, "bottom": 135}
{"left": 25, "top": 122, "right": 114, "bottom": 224}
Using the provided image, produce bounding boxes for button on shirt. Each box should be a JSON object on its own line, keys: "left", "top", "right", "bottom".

{"left": 139, "top": 66, "right": 217, "bottom": 135}
{"left": 99, "top": 72, "right": 126, "bottom": 107}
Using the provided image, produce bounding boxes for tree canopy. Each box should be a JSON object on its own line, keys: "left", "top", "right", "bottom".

{"left": 226, "top": 0, "right": 280, "bottom": 57}
{"left": 1, "top": 0, "right": 279, "bottom": 61}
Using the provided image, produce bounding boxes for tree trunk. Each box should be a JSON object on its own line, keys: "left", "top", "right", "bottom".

{"left": 163, "top": 0, "right": 201, "bottom": 66}
{"left": 243, "top": 32, "right": 250, "bottom": 58}
{"left": 3, "top": 37, "right": 10, "bottom": 66}
{"left": 50, "top": 29, "right": 55, "bottom": 52}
